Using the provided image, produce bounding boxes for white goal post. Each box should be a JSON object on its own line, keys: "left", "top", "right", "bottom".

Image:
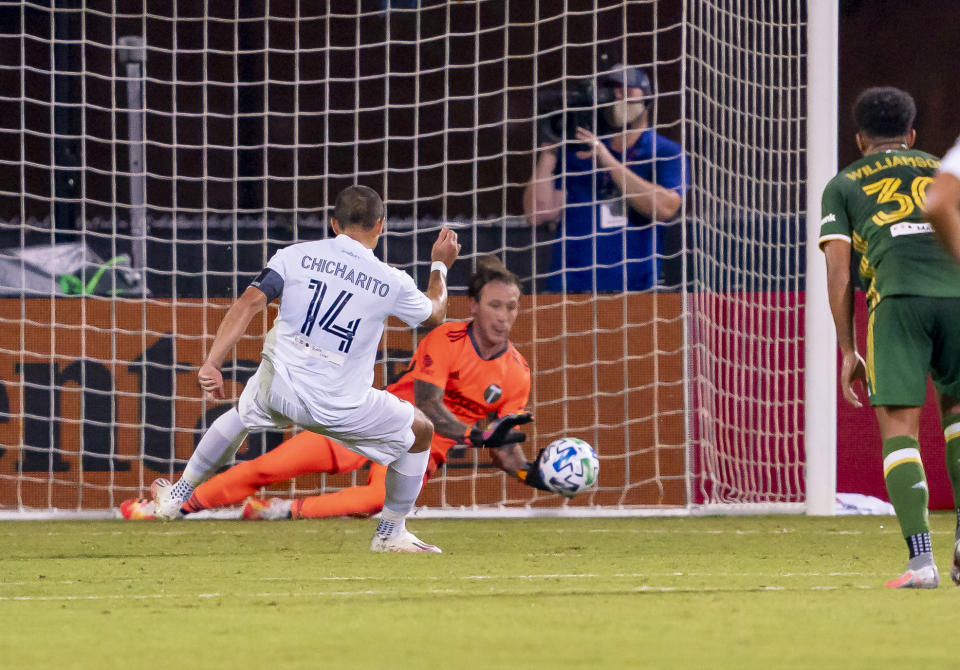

{"left": 0, "top": 0, "right": 836, "bottom": 518}
{"left": 803, "top": 0, "right": 839, "bottom": 516}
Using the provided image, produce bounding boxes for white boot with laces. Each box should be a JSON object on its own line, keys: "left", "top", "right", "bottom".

{"left": 151, "top": 478, "right": 184, "bottom": 521}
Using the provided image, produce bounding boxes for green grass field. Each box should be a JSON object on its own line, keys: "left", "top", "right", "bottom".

{"left": 2, "top": 513, "right": 958, "bottom": 669}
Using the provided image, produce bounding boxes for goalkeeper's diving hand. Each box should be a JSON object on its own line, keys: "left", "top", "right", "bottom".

{"left": 516, "top": 448, "right": 555, "bottom": 493}
{"left": 463, "top": 412, "right": 533, "bottom": 449}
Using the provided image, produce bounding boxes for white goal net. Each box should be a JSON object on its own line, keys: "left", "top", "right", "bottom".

{"left": 0, "top": 0, "right": 812, "bottom": 516}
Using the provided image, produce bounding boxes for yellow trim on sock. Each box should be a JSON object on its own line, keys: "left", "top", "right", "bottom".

{"left": 883, "top": 447, "right": 922, "bottom": 478}
{"left": 944, "top": 422, "right": 960, "bottom": 442}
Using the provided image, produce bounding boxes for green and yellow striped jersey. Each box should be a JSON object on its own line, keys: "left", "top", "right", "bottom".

{"left": 819, "top": 148, "right": 960, "bottom": 308}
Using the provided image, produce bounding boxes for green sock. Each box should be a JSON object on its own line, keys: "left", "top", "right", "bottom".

{"left": 882, "top": 435, "right": 930, "bottom": 538}
{"left": 942, "top": 413, "right": 960, "bottom": 507}
{"left": 941, "top": 413, "right": 960, "bottom": 541}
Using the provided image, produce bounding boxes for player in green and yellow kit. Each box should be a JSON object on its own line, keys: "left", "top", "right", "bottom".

{"left": 820, "top": 87, "right": 960, "bottom": 589}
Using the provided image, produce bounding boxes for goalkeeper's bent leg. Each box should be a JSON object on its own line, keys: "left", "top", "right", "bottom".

{"left": 188, "top": 430, "right": 345, "bottom": 512}
{"left": 294, "top": 463, "right": 387, "bottom": 519}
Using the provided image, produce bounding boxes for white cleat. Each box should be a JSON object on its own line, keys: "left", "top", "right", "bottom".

{"left": 150, "top": 478, "right": 183, "bottom": 521}
{"left": 952, "top": 539, "right": 960, "bottom": 586}
{"left": 370, "top": 530, "right": 442, "bottom": 554}
{"left": 885, "top": 563, "right": 939, "bottom": 589}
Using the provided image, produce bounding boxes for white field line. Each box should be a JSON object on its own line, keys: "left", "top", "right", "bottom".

{"left": 2, "top": 526, "right": 934, "bottom": 539}
{"left": 257, "top": 570, "right": 876, "bottom": 583}
{"left": 1, "top": 582, "right": 882, "bottom": 602}
{"left": 0, "top": 530, "right": 344, "bottom": 542}
{"left": 0, "top": 590, "right": 387, "bottom": 602}
{"left": 1, "top": 571, "right": 885, "bottom": 600}
{"left": 5, "top": 570, "right": 877, "bottom": 587}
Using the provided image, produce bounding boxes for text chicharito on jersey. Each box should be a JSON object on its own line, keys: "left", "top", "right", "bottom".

{"left": 300, "top": 254, "right": 390, "bottom": 296}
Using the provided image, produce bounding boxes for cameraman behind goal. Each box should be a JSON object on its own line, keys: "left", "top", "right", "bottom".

{"left": 523, "top": 63, "right": 688, "bottom": 292}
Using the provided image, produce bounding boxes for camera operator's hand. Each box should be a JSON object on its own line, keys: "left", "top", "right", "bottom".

{"left": 525, "top": 142, "right": 564, "bottom": 227}
{"left": 574, "top": 127, "right": 614, "bottom": 165}
{"left": 534, "top": 144, "right": 558, "bottom": 170}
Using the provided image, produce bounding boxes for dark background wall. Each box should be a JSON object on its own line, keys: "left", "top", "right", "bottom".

{"left": 838, "top": 0, "right": 960, "bottom": 164}
{"left": 0, "top": 0, "right": 681, "bottom": 226}
{"left": 0, "top": 0, "right": 686, "bottom": 296}
{"left": 836, "top": 0, "right": 960, "bottom": 506}
{"left": 0, "top": 0, "right": 956, "bottom": 300}
{"left": 3, "top": 1, "right": 956, "bottom": 220}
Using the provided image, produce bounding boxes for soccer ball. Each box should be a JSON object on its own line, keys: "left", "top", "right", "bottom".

{"left": 537, "top": 437, "right": 600, "bottom": 498}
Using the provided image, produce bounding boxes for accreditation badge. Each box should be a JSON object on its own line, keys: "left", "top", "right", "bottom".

{"left": 599, "top": 201, "right": 627, "bottom": 229}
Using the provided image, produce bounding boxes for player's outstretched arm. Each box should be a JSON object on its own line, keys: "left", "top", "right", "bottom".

{"left": 414, "top": 379, "right": 471, "bottom": 441}
{"left": 927, "top": 171, "right": 960, "bottom": 266}
{"left": 512, "top": 448, "right": 554, "bottom": 493}
{"left": 422, "top": 226, "right": 460, "bottom": 328}
{"left": 488, "top": 443, "right": 530, "bottom": 478}
{"left": 460, "top": 417, "right": 553, "bottom": 493}
{"left": 463, "top": 412, "right": 533, "bottom": 449}
{"left": 414, "top": 380, "right": 533, "bottom": 449}
{"left": 198, "top": 286, "right": 268, "bottom": 400}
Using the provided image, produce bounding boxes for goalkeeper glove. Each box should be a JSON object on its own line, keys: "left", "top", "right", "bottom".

{"left": 516, "top": 449, "right": 554, "bottom": 493}
{"left": 463, "top": 412, "right": 533, "bottom": 449}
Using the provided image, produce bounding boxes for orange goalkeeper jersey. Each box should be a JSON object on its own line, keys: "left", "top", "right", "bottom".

{"left": 388, "top": 320, "right": 531, "bottom": 466}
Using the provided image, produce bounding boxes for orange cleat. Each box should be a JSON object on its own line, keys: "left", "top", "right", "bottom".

{"left": 241, "top": 497, "right": 292, "bottom": 520}
{"left": 119, "top": 497, "right": 156, "bottom": 520}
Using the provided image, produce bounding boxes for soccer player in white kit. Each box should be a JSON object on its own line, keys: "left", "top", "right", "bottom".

{"left": 928, "top": 136, "right": 960, "bottom": 266}
{"left": 151, "top": 185, "right": 460, "bottom": 553}
{"left": 928, "top": 135, "right": 960, "bottom": 581}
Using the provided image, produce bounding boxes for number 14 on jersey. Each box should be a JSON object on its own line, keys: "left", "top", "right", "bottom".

{"left": 300, "top": 278, "right": 361, "bottom": 353}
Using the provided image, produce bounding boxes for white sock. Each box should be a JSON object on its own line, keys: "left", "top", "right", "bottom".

{"left": 377, "top": 449, "right": 430, "bottom": 536}
{"left": 375, "top": 507, "right": 406, "bottom": 538}
{"left": 169, "top": 478, "right": 195, "bottom": 503}
{"left": 181, "top": 408, "right": 249, "bottom": 492}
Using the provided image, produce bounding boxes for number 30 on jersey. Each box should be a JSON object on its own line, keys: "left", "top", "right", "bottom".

{"left": 861, "top": 175, "right": 933, "bottom": 225}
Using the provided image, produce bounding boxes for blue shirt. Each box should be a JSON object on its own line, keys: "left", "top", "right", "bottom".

{"left": 546, "top": 129, "right": 688, "bottom": 292}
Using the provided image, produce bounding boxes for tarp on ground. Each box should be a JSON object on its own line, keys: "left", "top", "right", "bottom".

{"left": 0, "top": 243, "right": 147, "bottom": 296}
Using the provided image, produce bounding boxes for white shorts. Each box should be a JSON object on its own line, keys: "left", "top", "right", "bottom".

{"left": 236, "top": 358, "right": 416, "bottom": 465}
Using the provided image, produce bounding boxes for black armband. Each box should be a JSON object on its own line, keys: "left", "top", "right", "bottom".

{"left": 250, "top": 268, "right": 284, "bottom": 302}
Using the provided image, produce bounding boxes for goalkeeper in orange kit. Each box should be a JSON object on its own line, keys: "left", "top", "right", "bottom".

{"left": 121, "top": 257, "right": 555, "bottom": 520}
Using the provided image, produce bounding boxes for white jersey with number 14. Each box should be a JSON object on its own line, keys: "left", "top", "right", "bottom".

{"left": 260, "top": 233, "right": 431, "bottom": 410}
{"left": 941, "top": 136, "right": 960, "bottom": 178}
